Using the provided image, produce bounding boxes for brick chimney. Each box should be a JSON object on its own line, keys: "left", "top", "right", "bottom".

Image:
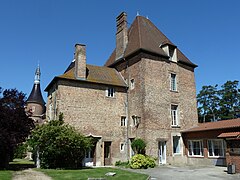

{"left": 116, "top": 12, "right": 128, "bottom": 61}
{"left": 74, "top": 44, "right": 86, "bottom": 80}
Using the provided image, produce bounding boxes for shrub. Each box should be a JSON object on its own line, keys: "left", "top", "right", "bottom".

{"left": 115, "top": 160, "right": 129, "bottom": 167}
{"left": 27, "top": 118, "right": 92, "bottom": 169}
{"left": 130, "top": 154, "right": 156, "bottom": 169}
{"left": 14, "top": 142, "right": 28, "bottom": 159}
{"left": 131, "top": 138, "right": 146, "bottom": 155}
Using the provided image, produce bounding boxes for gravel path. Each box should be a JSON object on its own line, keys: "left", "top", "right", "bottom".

{"left": 12, "top": 168, "right": 52, "bottom": 180}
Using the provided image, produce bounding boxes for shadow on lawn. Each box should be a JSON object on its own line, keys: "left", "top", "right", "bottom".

{"left": 8, "top": 160, "right": 36, "bottom": 171}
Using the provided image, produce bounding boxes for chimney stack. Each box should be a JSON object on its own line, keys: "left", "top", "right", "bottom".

{"left": 116, "top": 12, "right": 128, "bottom": 61}
{"left": 74, "top": 44, "right": 86, "bottom": 80}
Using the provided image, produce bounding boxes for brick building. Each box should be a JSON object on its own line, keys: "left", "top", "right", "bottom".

{"left": 182, "top": 118, "right": 240, "bottom": 173}
{"left": 45, "top": 12, "right": 198, "bottom": 166}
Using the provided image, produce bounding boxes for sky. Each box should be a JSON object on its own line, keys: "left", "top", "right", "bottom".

{"left": 0, "top": 0, "right": 239, "bottom": 101}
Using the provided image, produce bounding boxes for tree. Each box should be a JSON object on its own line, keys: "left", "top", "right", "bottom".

{"left": 131, "top": 138, "right": 146, "bottom": 155}
{"left": 197, "top": 80, "right": 240, "bottom": 122}
{"left": 0, "top": 87, "right": 34, "bottom": 169}
{"left": 27, "top": 117, "right": 92, "bottom": 169}
{"left": 197, "top": 85, "right": 220, "bottom": 122}
{"left": 218, "top": 80, "right": 240, "bottom": 120}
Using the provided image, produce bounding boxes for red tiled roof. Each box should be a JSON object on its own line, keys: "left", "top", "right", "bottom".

{"left": 105, "top": 15, "right": 197, "bottom": 67}
{"left": 182, "top": 118, "right": 240, "bottom": 133}
{"left": 218, "top": 132, "right": 240, "bottom": 138}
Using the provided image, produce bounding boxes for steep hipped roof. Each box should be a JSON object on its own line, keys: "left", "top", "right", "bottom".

{"left": 45, "top": 63, "right": 127, "bottom": 91}
{"left": 182, "top": 118, "right": 240, "bottom": 133}
{"left": 105, "top": 16, "right": 197, "bottom": 67}
{"left": 27, "top": 83, "right": 45, "bottom": 105}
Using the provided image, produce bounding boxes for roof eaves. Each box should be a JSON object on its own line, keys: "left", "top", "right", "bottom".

{"left": 46, "top": 75, "right": 127, "bottom": 90}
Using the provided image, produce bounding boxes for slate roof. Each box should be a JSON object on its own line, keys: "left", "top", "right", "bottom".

{"left": 105, "top": 15, "right": 197, "bottom": 68}
{"left": 27, "top": 83, "right": 45, "bottom": 105}
{"left": 182, "top": 118, "right": 240, "bottom": 133}
{"left": 45, "top": 62, "right": 127, "bottom": 91}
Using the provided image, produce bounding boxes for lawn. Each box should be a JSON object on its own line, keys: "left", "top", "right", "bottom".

{"left": 39, "top": 167, "right": 149, "bottom": 180}
{"left": 0, "top": 170, "right": 12, "bottom": 180}
{"left": 0, "top": 158, "right": 34, "bottom": 180}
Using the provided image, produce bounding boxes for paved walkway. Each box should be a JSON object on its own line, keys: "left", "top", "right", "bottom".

{"left": 127, "top": 165, "right": 240, "bottom": 180}
{"left": 12, "top": 168, "right": 52, "bottom": 180}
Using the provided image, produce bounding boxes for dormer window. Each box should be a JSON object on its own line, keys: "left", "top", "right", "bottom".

{"left": 160, "top": 43, "right": 177, "bottom": 62}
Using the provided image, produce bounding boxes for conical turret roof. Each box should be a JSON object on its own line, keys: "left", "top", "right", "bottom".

{"left": 27, "top": 65, "right": 45, "bottom": 105}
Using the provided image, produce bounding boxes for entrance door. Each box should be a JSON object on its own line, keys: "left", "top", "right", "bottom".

{"left": 84, "top": 144, "right": 96, "bottom": 167}
{"left": 159, "top": 141, "right": 166, "bottom": 164}
{"left": 104, "top": 142, "right": 111, "bottom": 165}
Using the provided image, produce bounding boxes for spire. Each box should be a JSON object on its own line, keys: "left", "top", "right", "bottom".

{"left": 34, "top": 64, "right": 41, "bottom": 84}
{"left": 26, "top": 64, "right": 45, "bottom": 105}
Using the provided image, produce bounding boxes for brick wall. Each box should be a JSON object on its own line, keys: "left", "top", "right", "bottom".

{"left": 47, "top": 79, "right": 128, "bottom": 165}
{"left": 226, "top": 140, "right": 240, "bottom": 173}
{"left": 115, "top": 52, "right": 198, "bottom": 164}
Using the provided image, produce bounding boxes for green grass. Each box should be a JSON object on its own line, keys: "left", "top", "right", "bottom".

{"left": 0, "top": 170, "right": 13, "bottom": 180}
{"left": 39, "top": 167, "right": 148, "bottom": 180}
{"left": 10, "top": 158, "right": 34, "bottom": 165}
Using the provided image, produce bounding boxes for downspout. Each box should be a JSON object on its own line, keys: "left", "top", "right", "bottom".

{"left": 53, "top": 83, "right": 58, "bottom": 120}
{"left": 125, "top": 58, "right": 130, "bottom": 161}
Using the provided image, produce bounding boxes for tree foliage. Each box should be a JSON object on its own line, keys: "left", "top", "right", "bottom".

{"left": 131, "top": 138, "right": 146, "bottom": 155}
{"left": 27, "top": 117, "right": 92, "bottom": 169}
{"left": 0, "top": 87, "right": 34, "bottom": 169}
{"left": 197, "top": 80, "right": 240, "bottom": 122}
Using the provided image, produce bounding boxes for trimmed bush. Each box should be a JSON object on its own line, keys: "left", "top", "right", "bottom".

{"left": 130, "top": 154, "right": 156, "bottom": 169}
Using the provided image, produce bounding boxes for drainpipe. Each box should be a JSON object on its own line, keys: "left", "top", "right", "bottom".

{"left": 53, "top": 84, "right": 57, "bottom": 120}
{"left": 125, "top": 58, "right": 130, "bottom": 161}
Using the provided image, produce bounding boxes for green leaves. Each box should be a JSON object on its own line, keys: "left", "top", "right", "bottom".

{"left": 0, "top": 87, "right": 34, "bottom": 169}
{"left": 131, "top": 138, "right": 146, "bottom": 155}
{"left": 197, "top": 80, "right": 240, "bottom": 122}
{"left": 27, "top": 119, "right": 92, "bottom": 169}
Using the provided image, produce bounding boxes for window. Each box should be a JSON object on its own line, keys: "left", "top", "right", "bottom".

{"left": 208, "top": 139, "right": 224, "bottom": 157}
{"left": 173, "top": 136, "right": 181, "bottom": 154}
{"left": 170, "top": 73, "right": 177, "bottom": 91}
{"left": 132, "top": 115, "right": 141, "bottom": 126}
{"left": 171, "top": 105, "right": 179, "bottom": 126}
{"left": 120, "top": 143, "right": 125, "bottom": 152}
{"left": 130, "top": 79, "right": 135, "bottom": 90}
{"left": 106, "top": 87, "right": 115, "bottom": 97}
{"left": 85, "top": 149, "right": 94, "bottom": 158}
{"left": 188, "top": 140, "right": 204, "bottom": 157}
{"left": 120, "top": 116, "right": 126, "bottom": 126}
{"left": 49, "top": 104, "right": 53, "bottom": 120}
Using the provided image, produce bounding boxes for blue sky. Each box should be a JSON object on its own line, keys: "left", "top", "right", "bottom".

{"left": 0, "top": 0, "right": 239, "bottom": 100}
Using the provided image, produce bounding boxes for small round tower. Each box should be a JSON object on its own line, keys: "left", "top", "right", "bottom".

{"left": 26, "top": 65, "right": 45, "bottom": 123}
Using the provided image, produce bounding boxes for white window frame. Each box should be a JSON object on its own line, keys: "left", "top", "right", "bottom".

{"left": 188, "top": 140, "right": 204, "bottom": 157}
{"left": 170, "top": 73, "right": 177, "bottom": 91}
{"left": 106, "top": 87, "right": 115, "bottom": 98}
{"left": 120, "top": 116, "right": 126, "bottom": 127}
{"left": 207, "top": 139, "right": 225, "bottom": 158}
{"left": 120, "top": 143, "right": 125, "bottom": 152}
{"left": 171, "top": 104, "right": 179, "bottom": 127}
{"left": 173, "top": 136, "right": 181, "bottom": 154}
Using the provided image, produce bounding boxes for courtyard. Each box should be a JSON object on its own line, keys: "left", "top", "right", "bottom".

{"left": 128, "top": 165, "right": 240, "bottom": 180}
